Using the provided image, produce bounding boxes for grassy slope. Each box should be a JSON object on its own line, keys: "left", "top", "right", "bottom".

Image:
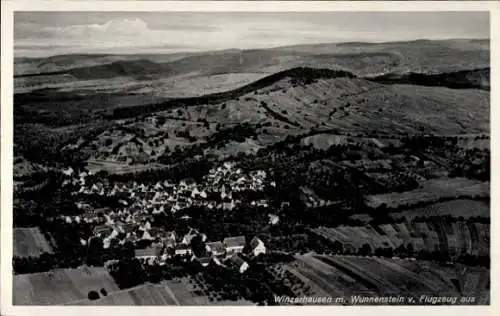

{"left": 44, "top": 70, "right": 489, "bottom": 166}
{"left": 14, "top": 39, "right": 490, "bottom": 171}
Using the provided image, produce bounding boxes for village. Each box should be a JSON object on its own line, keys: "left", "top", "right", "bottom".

{"left": 58, "top": 162, "right": 276, "bottom": 274}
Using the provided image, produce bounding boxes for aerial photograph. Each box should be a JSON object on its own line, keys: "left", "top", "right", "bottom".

{"left": 12, "top": 11, "right": 490, "bottom": 306}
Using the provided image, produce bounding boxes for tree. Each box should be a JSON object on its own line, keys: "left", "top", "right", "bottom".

{"left": 104, "top": 138, "right": 113, "bottom": 146}
{"left": 359, "top": 243, "right": 372, "bottom": 256}
{"left": 331, "top": 240, "right": 343, "bottom": 254}
{"left": 157, "top": 116, "right": 166, "bottom": 126}
{"left": 406, "top": 243, "right": 414, "bottom": 256}
{"left": 88, "top": 290, "right": 100, "bottom": 301}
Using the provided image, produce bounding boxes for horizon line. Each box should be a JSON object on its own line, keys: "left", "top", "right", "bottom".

{"left": 14, "top": 37, "right": 490, "bottom": 60}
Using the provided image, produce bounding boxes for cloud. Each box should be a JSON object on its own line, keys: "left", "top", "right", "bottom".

{"left": 44, "top": 18, "right": 151, "bottom": 38}
{"left": 14, "top": 12, "right": 490, "bottom": 57}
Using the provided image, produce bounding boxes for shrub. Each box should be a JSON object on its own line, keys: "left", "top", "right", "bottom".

{"left": 104, "top": 138, "right": 113, "bottom": 146}
{"left": 88, "top": 290, "right": 100, "bottom": 301}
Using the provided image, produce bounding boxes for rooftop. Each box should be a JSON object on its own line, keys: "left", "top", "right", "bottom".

{"left": 135, "top": 246, "right": 163, "bottom": 257}
{"left": 250, "top": 236, "right": 264, "bottom": 249}
{"left": 206, "top": 241, "right": 226, "bottom": 253}
{"left": 223, "top": 236, "right": 246, "bottom": 248}
{"left": 229, "top": 255, "right": 247, "bottom": 267}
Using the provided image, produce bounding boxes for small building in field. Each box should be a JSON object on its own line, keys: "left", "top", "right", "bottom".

{"left": 229, "top": 255, "right": 249, "bottom": 274}
{"left": 268, "top": 214, "right": 280, "bottom": 225}
{"left": 250, "top": 237, "right": 266, "bottom": 257}
{"left": 223, "top": 236, "right": 246, "bottom": 256}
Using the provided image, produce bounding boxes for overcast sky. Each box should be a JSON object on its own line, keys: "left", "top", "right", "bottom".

{"left": 14, "top": 11, "right": 489, "bottom": 57}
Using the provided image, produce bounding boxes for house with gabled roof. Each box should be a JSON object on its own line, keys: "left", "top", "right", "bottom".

{"left": 223, "top": 236, "right": 246, "bottom": 256}
{"left": 268, "top": 214, "right": 280, "bottom": 225}
{"left": 229, "top": 255, "right": 249, "bottom": 274}
{"left": 222, "top": 199, "right": 235, "bottom": 211}
{"left": 205, "top": 241, "right": 226, "bottom": 257}
{"left": 154, "top": 182, "right": 163, "bottom": 190}
{"left": 199, "top": 190, "right": 208, "bottom": 199}
{"left": 165, "top": 231, "right": 177, "bottom": 242}
{"left": 93, "top": 224, "right": 113, "bottom": 236}
{"left": 139, "top": 220, "right": 152, "bottom": 231}
{"left": 250, "top": 237, "right": 266, "bottom": 257}
{"left": 181, "top": 228, "right": 206, "bottom": 245}
{"left": 141, "top": 230, "right": 154, "bottom": 241}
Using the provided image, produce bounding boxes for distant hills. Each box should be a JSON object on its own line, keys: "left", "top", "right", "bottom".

{"left": 13, "top": 39, "right": 490, "bottom": 168}
{"left": 15, "top": 38, "right": 489, "bottom": 79}
{"left": 368, "top": 67, "right": 490, "bottom": 91}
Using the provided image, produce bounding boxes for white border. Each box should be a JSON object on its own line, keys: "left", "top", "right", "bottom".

{"left": 1, "top": 2, "right": 498, "bottom": 316}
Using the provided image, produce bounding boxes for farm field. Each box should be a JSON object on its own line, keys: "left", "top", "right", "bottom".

{"left": 69, "top": 283, "right": 178, "bottom": 305}
{"left": 13, "top": 266, "right": 120, "bottom": 305}
{"left": 365, "top": 177, "right": 489, "bottom": 209}
{"left": 163, "top": 277, "right": 254, "bottom": 306}
{"left": 282, "top": 254, "right": 489, "bottom": 304}
{"left": 389, "top": 199, "right": 490, "bottom": 220}
{"left": 86, "top": 160, "right": 169, "bottom": 175}
{"left": 133, "top": 72, "right": 270, "bottom": 98}
{"left": 312, "top": 220, "right": 489, "bottom": 257}
{"left": 15, "top": 71, "right": 269, "bottom": 98}
{"left": 66, "top": 278, "right": 255, "bottom": 305}
{"left": 13, "top": 227, "right": 54, "bottom": 258}
{"left": 456, "top": 137, "right": 490, "bottom": 150}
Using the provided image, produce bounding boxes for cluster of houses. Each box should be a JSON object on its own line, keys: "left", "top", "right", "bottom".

{"left": 134, "top": 231, "right": 267, "bottom": 274}
{"left": 60, "top": 163, "right": 274, "bottom": 249}
{"left": 63, "top": 162, "right": 272, "bottom": 215}
{"left": 58, "top": 163, "right": 276, "bottom": 273}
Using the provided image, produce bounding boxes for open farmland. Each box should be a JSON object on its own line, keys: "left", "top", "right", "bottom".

{"left": 67, "top": 278, "right": 255, "bottom": 306}
{"left": 389, "top": 200, "right": 490, "bottom": 220}
{"left": 163, "top": 277, "right": 254, "bottom": 306}
{"left": 312, "top": 220, "right": 489, "bottom": 257}
{"left": 365, "top": 177, "right": 489, "bottom": 209}
{"left": 68, "top": 283, "right": 178, "bottom": 305}
{"left": 456, "top": 137, "right": 490, "bottom": 150}
{"left": 281, "top": 254, "right": 489, "bottom": 304}
{"left": 85, "top": 160, "right": 169, "bottom": 175}
{"left": 13, "top": 227, "right": 54, "bottom": 258}
{"left": 133, "top": 73, "right": 270, "bottom": 98}
{"left": 13, "top": 266, "right": 120, "bottom": 305}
